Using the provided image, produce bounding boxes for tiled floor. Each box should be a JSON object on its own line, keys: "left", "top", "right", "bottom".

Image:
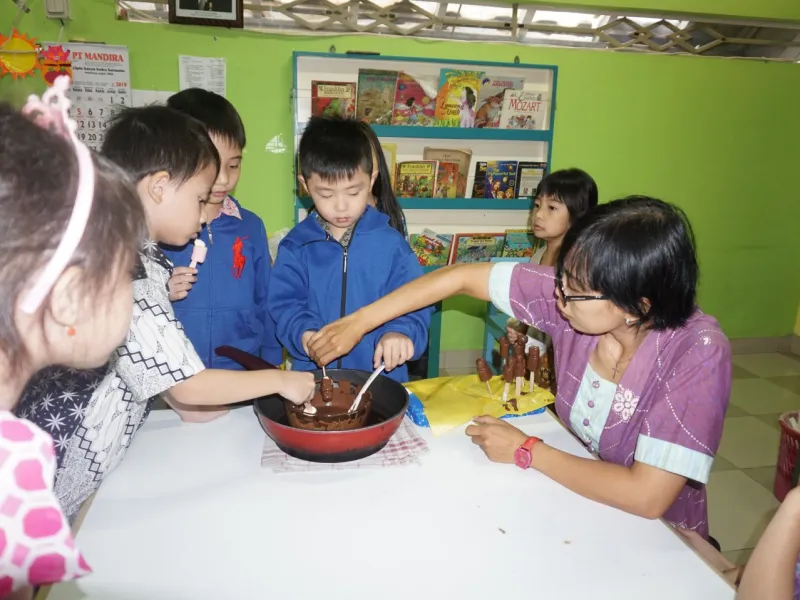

{"left": 447, "top": 351, "right": 800, "bottom": 565}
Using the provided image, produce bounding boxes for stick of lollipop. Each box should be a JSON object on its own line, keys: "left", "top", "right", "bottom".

{"left": 189, "top": 239, "right": 207, "bottom": 269}
{"left": 528, "top": 346, "right": 540, "bottom": 391}
{"left": 476, "top": 357, "right": 492, "bottom": 396}
{"left": 502, "top": 356, "right": 515, "bottom": 406}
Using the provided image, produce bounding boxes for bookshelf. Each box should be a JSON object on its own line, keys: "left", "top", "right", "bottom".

{"left": 292, "top": 52, "right": 559, "bottom": 378}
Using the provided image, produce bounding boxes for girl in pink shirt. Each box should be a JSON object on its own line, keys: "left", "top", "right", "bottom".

{"left": 0, "top": 79, "right": 146, "bottom": 598}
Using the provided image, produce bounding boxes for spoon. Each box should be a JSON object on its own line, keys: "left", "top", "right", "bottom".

{"left": 349, "top": 364, "right": 385, "bottom": 413}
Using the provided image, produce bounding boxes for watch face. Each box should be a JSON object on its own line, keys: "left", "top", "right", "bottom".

{"left": 514, "top": 447, "right": 531, "bottom": 469}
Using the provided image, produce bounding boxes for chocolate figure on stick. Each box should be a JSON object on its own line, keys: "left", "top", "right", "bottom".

{"left": 476, "top": 357, "right": 493, "bottom": 395}
{"left": 499, "top": 336, "right": 510, "bottom": 364}
{"left": 320, "top": 377, "right": 334, "bottom": 405}
{"left": 540, "top": 352, "right": 552, "bottom": 391}
{"left": 528, "top": 347, "right": 540, "bottom": 391}
{"left": 502, "top": 356, "right": 515, "bottom": 405}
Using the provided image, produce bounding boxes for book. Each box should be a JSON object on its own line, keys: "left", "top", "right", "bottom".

{"left": 516, "top": 161, "right": 547, "bottom": 199}
{"left": 434, "top": 162, "right": 460, "bottom": 198}
{"left": 409, "top": 229, "right": 453, "bottom": 266}
{"left": 448, "top": 232, "right": 505, "bottom": 264}
{"left": 471, "top": 162, "right": 487, "bottom": 198}
{"left": 422, "top": 147, "right": 472, "bottom": 197}
{"left": 356, "top": 69, "right": 399, "bottom": 125}
{"left": 434, "top": 69, "right": 483, "bottom": 128}
{"left": 380, "top": 142, "right": 397, "bottom": 187}
{"left": 501, "top": 229, "right": 538, "bottom": 259}
{"left": 484, "top": 161, "right": 519, "bottom": 199}
{"left": 395, "top": 161, "right": 438, "bottom": 198}
{"left": 391, "top": 72, "right": 437, "bottom": 127}
{"left": 500, "top": 90, "right": 548, "bottom": 130}
{"left": 310, "top": 81, "right": 356, "bottom": 118}
{"left": 475, "top": 76, "right": 524, "bottom": 128}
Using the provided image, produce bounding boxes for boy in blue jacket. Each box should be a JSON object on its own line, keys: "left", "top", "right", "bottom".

{"left": 162, "top": 89, "right": 283, "bottom": 369}
{"left": 269, "top": 116, "right": 430, "bottom": 382}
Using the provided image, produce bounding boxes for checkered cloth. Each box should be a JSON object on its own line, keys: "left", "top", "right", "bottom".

{"left": 261, "top": 417, "right": 429, "bottom": 472}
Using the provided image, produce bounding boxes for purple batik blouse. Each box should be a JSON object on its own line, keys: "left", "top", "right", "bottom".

{"left": 489, "top": 263, "right": 732, "bottom": 538}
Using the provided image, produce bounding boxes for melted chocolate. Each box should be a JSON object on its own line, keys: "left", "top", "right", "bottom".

{"left": 286, "top": 379, "right": 372, "bottom": 431}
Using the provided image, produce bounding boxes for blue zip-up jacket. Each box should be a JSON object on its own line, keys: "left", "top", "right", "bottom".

{"left": 162, "top": 197, "right": 283, "bottom": 370}
{"left": 268, "top": 206, "right": 430, "bottom": 383}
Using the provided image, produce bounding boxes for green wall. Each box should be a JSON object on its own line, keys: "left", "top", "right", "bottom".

{"left": 3, "top": 1, "right": 800, "bottom": 351}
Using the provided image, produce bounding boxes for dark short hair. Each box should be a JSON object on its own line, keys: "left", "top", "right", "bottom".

{"left": 557, "top": 196, "right": 698, "bottom": 330}
{"left": 167, "top": 88, "right": 246, "bottom": 150}
{"left": 102, "top": 105, "right": 219, "bottom": 184}
{"left": 298, "top": 116, "right": 373, "bottom": 182}
{"left": 537, "top": 168, "right": 598, "bottom": 222}
{"left": 0, "top": 103, "right": 147, "bottom": 369}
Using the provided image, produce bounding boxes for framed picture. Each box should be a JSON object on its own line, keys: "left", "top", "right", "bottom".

{"left": 168, "top": 0, "right": 244, "bottom": 28}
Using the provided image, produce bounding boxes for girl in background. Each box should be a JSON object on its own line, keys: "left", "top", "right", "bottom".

{"left": 506, "top": 168, "right": 598, "bottom": 353}
{"left": 0, "top": 80, "right": 146, "bottom": 598}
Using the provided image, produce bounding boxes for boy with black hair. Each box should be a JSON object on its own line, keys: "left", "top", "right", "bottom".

{"left": 269, "top": 116, "right": 431, "bottom": 382}
{"left": 162, "top": 88, "right": 283, "bottom": 371}
{"left": 18, "top": 106, "right": 314, "bottom": 521}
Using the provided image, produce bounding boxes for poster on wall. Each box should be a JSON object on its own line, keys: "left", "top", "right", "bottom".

{"left": 178, "top": 55, "right": 226, "bottom": 97}
{"left": 168, "top": 0, "right": 244, "bottom": 28}
{"left": 41, "top": 43, "right": 131, "bottom": 151}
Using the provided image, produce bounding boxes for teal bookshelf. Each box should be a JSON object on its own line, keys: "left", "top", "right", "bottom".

{"left": 292, "top": 52, "right": 558, "bottom": 379}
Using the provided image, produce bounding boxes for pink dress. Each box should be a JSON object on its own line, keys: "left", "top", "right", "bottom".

{"left": 0, "top": 411, "right": 90, "bottom": 596}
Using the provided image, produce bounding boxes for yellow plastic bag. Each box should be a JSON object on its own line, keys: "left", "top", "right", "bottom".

{"left": 404, "top": 374, "right": 554, "bottom": 436}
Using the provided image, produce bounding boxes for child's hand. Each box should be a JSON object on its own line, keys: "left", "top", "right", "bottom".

{"left": 168, "top": 267, "right": 197, "bottom": 301}
{"left": 301, "top": 331, "right": 316, "bottom": 356}
{"left": 374, "top": 332, "right": 414, "bottom": 372}
{"left": 279, "top": 371, "right": 316, "bottom": 405}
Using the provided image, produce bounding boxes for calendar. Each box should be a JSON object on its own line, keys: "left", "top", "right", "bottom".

{"left": 42, "top": 43, "right": 131, "bottom": 151}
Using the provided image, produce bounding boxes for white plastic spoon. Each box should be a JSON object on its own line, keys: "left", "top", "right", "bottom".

{"left": 349, "top": 364, "right": 385, "bottom": 413}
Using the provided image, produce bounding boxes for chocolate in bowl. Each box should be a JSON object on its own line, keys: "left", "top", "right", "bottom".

{"left": 285, "top": 379, "right": 372, "bottom": 431}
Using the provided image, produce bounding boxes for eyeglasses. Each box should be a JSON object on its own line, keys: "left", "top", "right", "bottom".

{"left": 556, "top": 276, "right": 607, "bottom": 305}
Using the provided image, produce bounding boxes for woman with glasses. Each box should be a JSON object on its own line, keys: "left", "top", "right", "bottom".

{"left": 306, "top": 196, "right": 732, "bottom": 541}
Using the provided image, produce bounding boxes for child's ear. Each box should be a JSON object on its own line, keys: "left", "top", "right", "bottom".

{"left": 370, "top": 170, "right": 378, "bottom": 188}
{"left": 47, "top": 266, "right": 82, "bottom": 330}
{"left": 297, "top": 174, "right": 307, "bottom": 190}
{"left": 144, "top": 171, "right": 171, "bottom": 205}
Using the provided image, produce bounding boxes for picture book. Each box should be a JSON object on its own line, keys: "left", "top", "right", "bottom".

{"left": 475, "top": 76, "right": 524, "bottom": 128}
{"left": 516, "top": 161, "right": 547, "bottom": 199}
{"left": 501, "top": 229, "right": 538, "bottom": 259}
{"left": 434, "top": 162, "right": 460, "bottom": 198}
{"left": 434, "top": 69, "right": 483, "bottom": 128}
{"left": 500, "top": 90, "right": 549, "bottom": 130}
{"left": 448, "top": 232, "right": 505, "bottom": 264}
{"left": 381, "top": 142, "right": 397, "bottom": 187}
{"left": 391, "top": 72, "right": 437, "bottom": 127}
{"left": 395, "top": 161, "right": 438, "bottom": 198}
{"left": 409, "top": 229, "right": 453, "bottom": 267}
{"left": 356, "top": 69, "right": 399, "bottom": 125}
{"left": 471, "top": 162, "right": 487, "bottom": 198}
{"left": 310, "top": 81, "right": 356, "bottom": 118}
{"left": 422, "top": 147, "right": 472, "bottom": 197}
{"left": 484, "top": 161, "right": 519, "bottom": 199}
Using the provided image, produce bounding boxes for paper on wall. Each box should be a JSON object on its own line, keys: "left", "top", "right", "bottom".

{"left": 178, "top": 55, "right": 226, "bottom": 97}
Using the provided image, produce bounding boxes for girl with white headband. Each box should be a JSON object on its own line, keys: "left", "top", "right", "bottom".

{"left": 0, "top": 78, "right": 147, "bottom": 598}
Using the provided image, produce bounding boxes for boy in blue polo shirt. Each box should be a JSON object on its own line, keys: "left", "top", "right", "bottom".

{"left": 163, "top": 89, "right": 283, "bottom": 370}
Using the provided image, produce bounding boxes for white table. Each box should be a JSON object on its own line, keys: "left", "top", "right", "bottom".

{"left": 49, "top": 407, "right": 734, "bottom": 600}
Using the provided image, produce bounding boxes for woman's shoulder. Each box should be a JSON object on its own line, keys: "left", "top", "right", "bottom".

{"left": 655, "top": 310, "right": 730, "bottom": 370}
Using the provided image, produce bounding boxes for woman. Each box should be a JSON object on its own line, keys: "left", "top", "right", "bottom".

{"left": 0, "top": 80, "right": 146, "bottom": 597}
{"left": 307, "top": 196, "right": 731, "bottom": 539}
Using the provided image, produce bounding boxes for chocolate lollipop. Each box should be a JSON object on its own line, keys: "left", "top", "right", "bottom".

{"left": 502, "top": 356, "right": 515, "bottom": 405}
{"left": 539, "top": 352, "right": 552, "bottom": 391}
{"left": 528, "top": 347, "right": 540, "bottom": 391}
{"left": 514, "top": 352, "right": 526, "bottom": 398}
{"left": 320, "top": 377, "right": 334, "bottom": 405}
{"left": 476, "top": 357, "right": 493, "bottom": 395}
{"left": 499, "top": 336, "right": 511, "bottom": 362}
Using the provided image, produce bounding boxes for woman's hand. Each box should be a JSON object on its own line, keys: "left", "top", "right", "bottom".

{"left": 168, "top": 267, "right": 197, "bottom": 301}
{"left": 465, "top": 415, "right": 530, "bottom": 463}
{"left": 307, "top": 313, "right": 367, "bottom": 366}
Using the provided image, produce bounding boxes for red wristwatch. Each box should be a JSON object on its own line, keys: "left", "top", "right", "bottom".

{"left": 514, "top": 436, "right": 542, "bottom": 469}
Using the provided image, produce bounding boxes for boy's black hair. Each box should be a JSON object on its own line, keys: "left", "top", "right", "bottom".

{"left": 102, "top": 105, "right": 220, "bottom": 184}
{"left": 167, "top": 88, "right": 247, "bottom": 150}
{"left": 298, "top": 116, "right": 373, "bottom": 183}
{"left": 537, "top": 168, "right": 599, "bottom": 223}
{"left": 358, "top": 121, "right": 406, "bottom": 236}
{"left": 557, "top": 196, "right": 698, "bottom": 331}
